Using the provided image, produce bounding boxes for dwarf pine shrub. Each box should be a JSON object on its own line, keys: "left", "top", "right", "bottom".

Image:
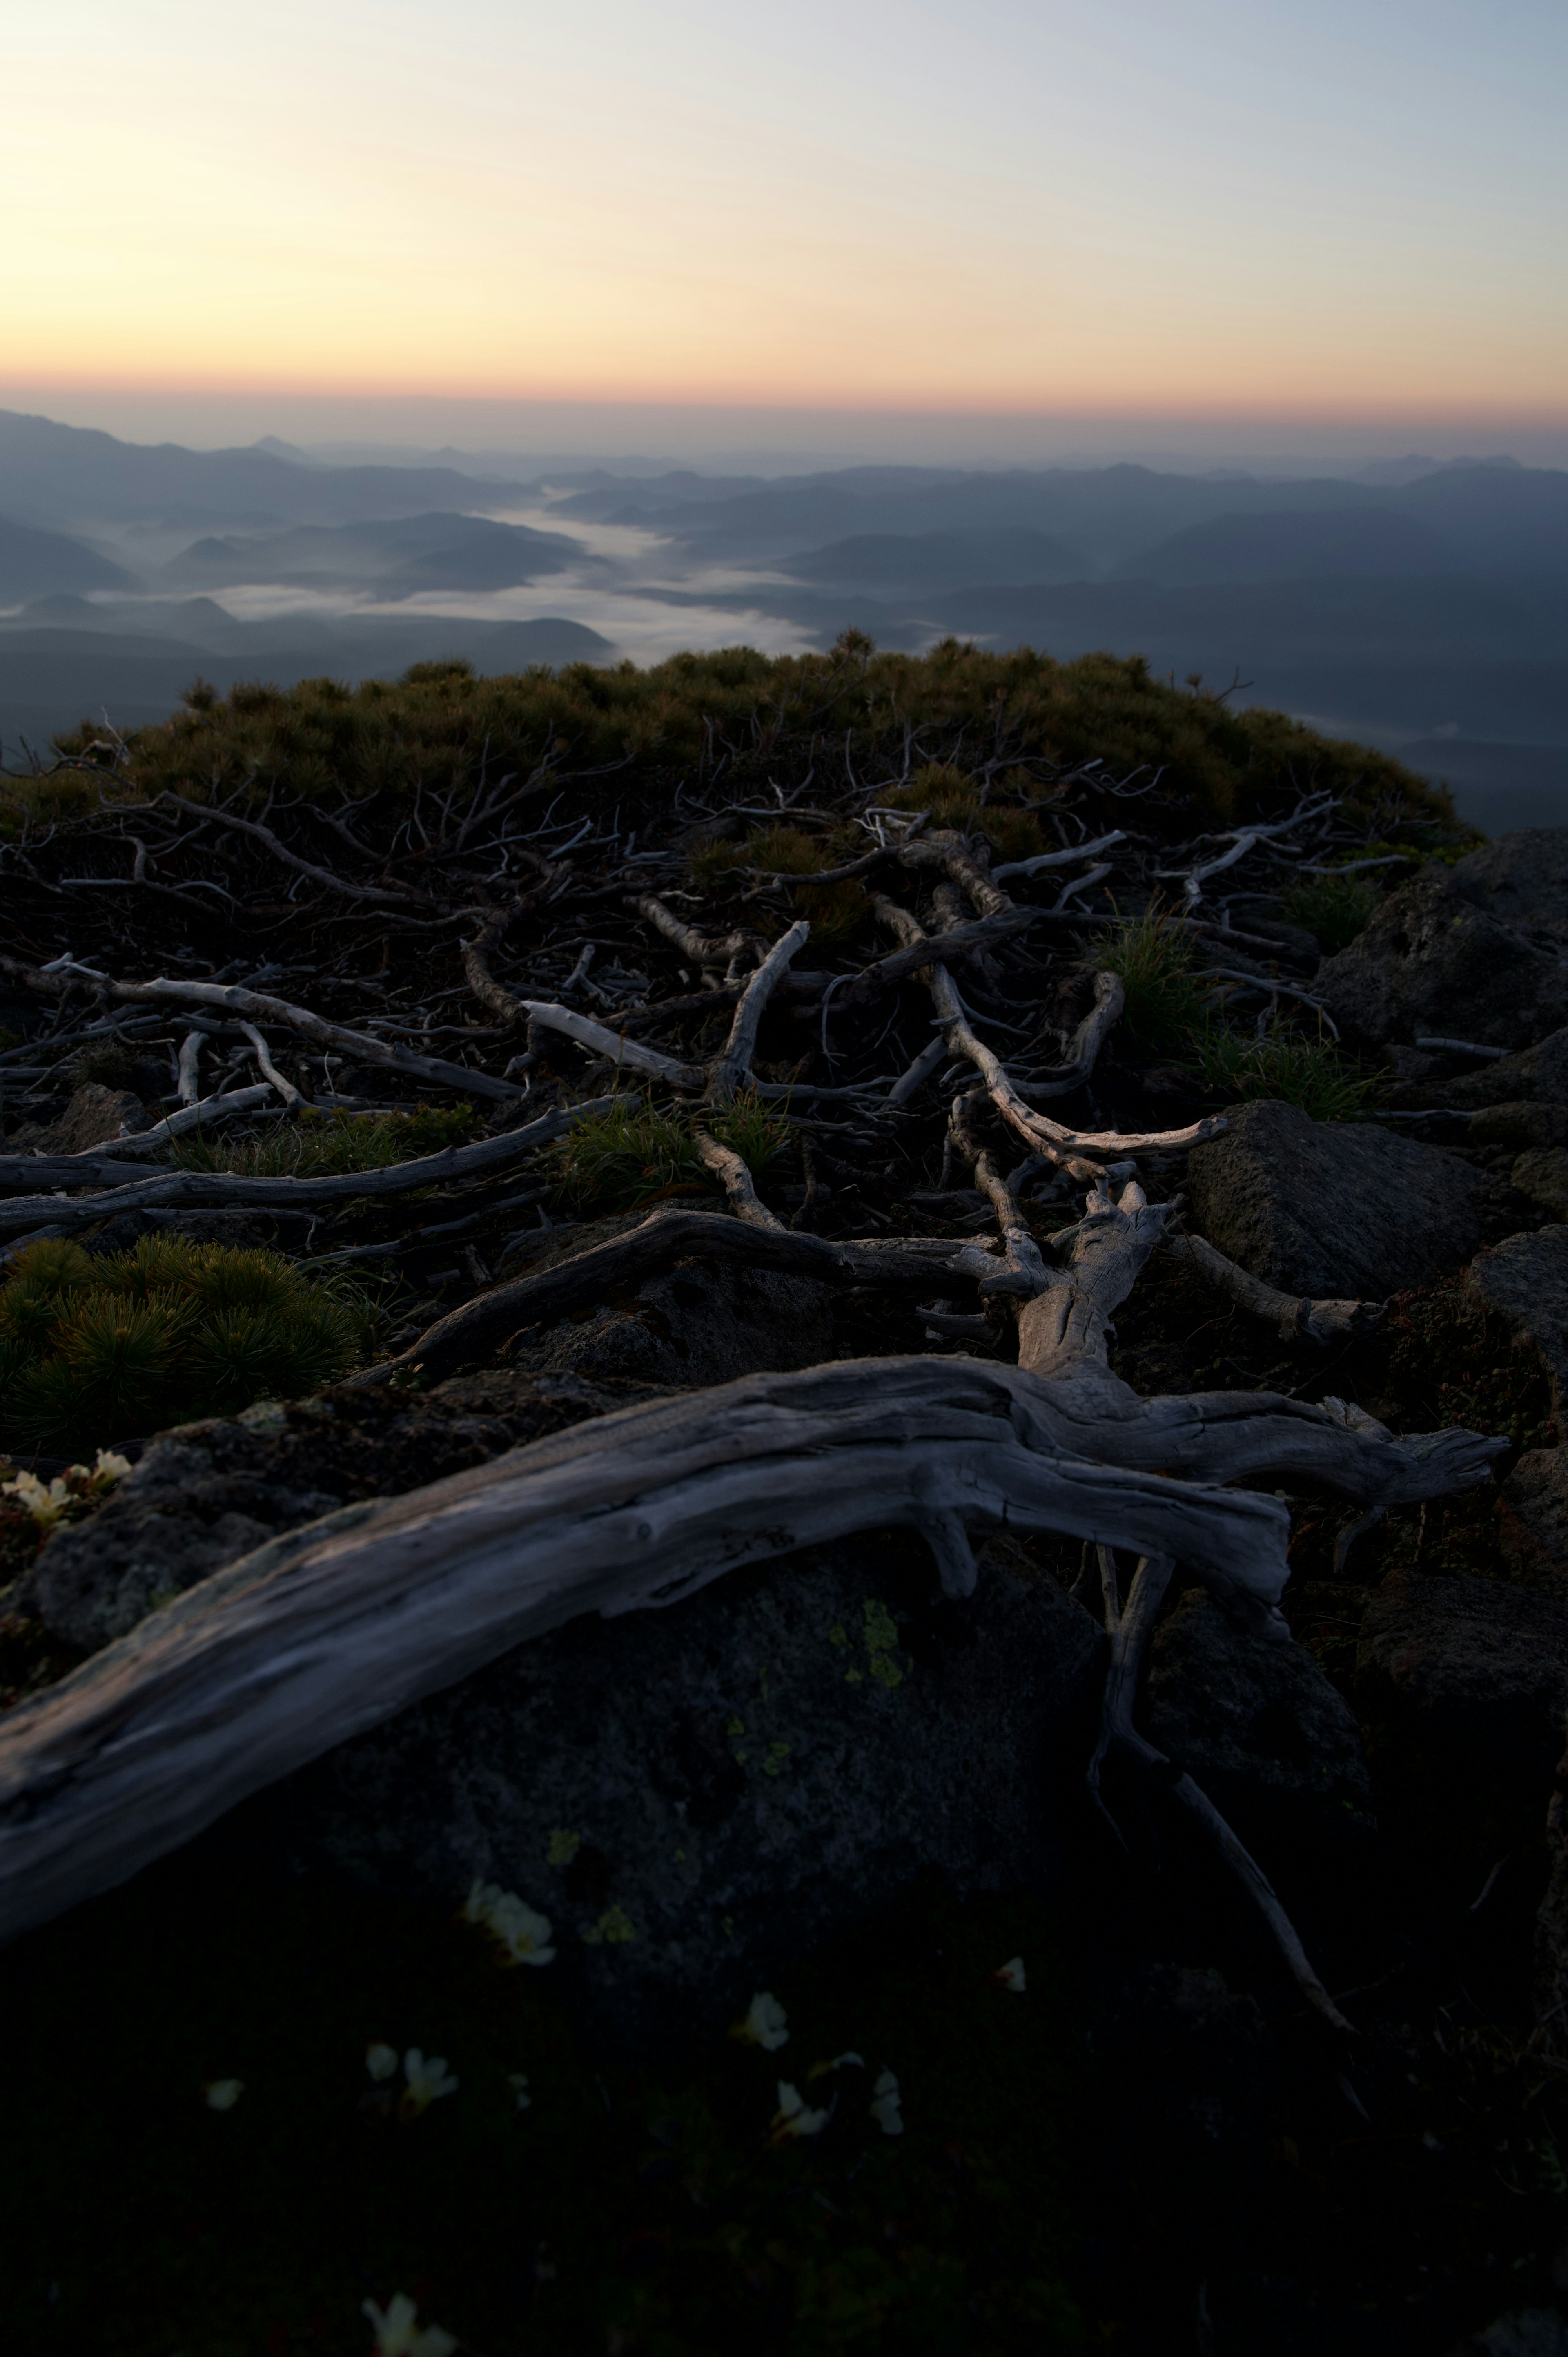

{"left": 36, "top": 639, "right": 1460, "bottom": 841}
{"left": 0, "top": 1235, "right": 361, "bottom": 1452}
{"left": 688, "top": 824, "right": 870, "bottom": 950}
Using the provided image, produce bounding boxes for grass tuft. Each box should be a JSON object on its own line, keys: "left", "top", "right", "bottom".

{"left": 171, "top": 1102, "right": 479, "bottom": 1179}
{"left": 1281, "top": 870, "right": 1382, "bottom": 954}
{"left": 1090, "top": 906, "right": 1214, "bottom": 1054}
{"left": 1192, "top": 1018, "right": 1377, "bottom": 1122}
{"left": 552, "top": 1096, "right": 791, "bottom": 1215}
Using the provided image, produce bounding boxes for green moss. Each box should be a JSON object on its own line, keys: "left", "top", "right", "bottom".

{"left": 0, "top": 1235, "right": 361, "bottom": 1452}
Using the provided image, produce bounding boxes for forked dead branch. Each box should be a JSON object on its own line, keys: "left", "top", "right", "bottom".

{"left": 0, "top": 688, "right": 1497, "bottom": 2022}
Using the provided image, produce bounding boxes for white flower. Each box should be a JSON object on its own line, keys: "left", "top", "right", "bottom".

{"left": 773, "top": 2080, "right": 831, "bottom": 2138}
{"left": 508, "top": 2072, "right": 532, "bottom": 2111}
{"left": 399, "top": 2048, "right": 458, "bottom": 2118}
{"left": 461, "top": 1878, "right": 556, "bottom": 1967}
{"left": 2, "top": 1470, "right": 71, "bottom": 1524}
{"left": 2, "top": 1451, "right": 129, "bottom": 1527}
{"left": 829, "top": 2051, "right": 864, "bottom": 2071}
{"left": 991, "top": 1956, "right": 1027, "bottom": 1994}
{"left": 361, "top": 2291, "right": 458, "bottom": 2356}
{"left": 365, "top": 2042, "right": 399, "bottom": 2083}
{"left": 869, "top": 2068, "right": 904, "bottom": 2136}
{"left": 732, "top": 1990, "right": 789, "bottom": 2051}
{"left": 203, "top": 2078, "right": 244, "bottom": 2112}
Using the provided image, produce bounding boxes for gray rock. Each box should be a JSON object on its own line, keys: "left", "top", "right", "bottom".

{"left": 1466, "top": 1228, "right": 1568, "bottom": 1415}
{"left": 506, "top": 1255, "right": 835, "bottom": 1389}
{"left": 1452, "top": 827, "right": 1568, "bottom": 951}
{"left": 1451, "top": 2312, "right": 1568, "bottom": 2357}
{"left": 20, "top": 1368, "right": 641, "bottom": 1652}
{"left": 11, "top": 1083, "right": 148, "bottom": 1155}
{"left": 1316, "top": 864, "right": 1568, "bottom": 1050}
{"left": 1514, "top": 1150, "right": 1568, "bottom": 1221}
{"left": 1186, "top": 1098, "right": 1483, "bottom": 1301}
{"left": 1357, "top": 1568, "right": 1568, "bottom": 1806}
{"left": 1141, "top": 1589, "right": 1373, "bottom": 1853}
{"left": 1470, "top": 1102, "right": 1568, "bottom": 1150}
{"left": 1441, "top": 1035, "right": 1568, "bottom": 1112}
{"left": 1499, "top": 1451, "right": 1568, "bottom": 1592}
{"left": 238, "top": 1528, "right": 1102, "bottom": 2050}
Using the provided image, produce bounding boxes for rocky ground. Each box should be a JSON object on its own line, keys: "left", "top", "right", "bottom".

{"left": 6, "top": 678, "right": 1568, "bottom": 2353}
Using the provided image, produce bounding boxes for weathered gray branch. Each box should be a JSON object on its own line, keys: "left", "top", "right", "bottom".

{"left": 1168, "top": 1229, "right": 1385, "bottom": 1344}
{"left": 0, "top": 1097, "right": 627, "bottom": 1233}
{"left": 29, "top": 963, "right": 527, "bottom": 1103}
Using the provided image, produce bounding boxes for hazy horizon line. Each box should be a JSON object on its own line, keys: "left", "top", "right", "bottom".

{"left": 5, "top": 389, "right": 1567, "bottom": 475}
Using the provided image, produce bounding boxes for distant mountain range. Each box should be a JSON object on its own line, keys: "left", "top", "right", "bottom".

{"left": 0, "top": 406, "right": 525, "bottom": 529}
{"left": 0, "top": 407, "right": 1562, "bottom": 829}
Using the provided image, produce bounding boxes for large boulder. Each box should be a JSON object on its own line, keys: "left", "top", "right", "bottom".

{"left": 1451, "top": 828, "right": 1568, "bottom": 951}
{"left": 1499, "top": 1450, "right": 1568, "bottom": 1592}
{"left": 1439, "top": 1033, "right": 1568, "bottom": 1113}
{"left": 16, "top": 1369, "right": 643, "bottom": 1653}
{"left": 1316, "top": 864, "right": 1568, "bottom": 1051}
{"left": 1466, "top": 1228, "right": 1568, "bottom": 1416}
{"left": 506, "top": 1255, "right": 835, "bottom": 1389}
{"left": 1140, "top": 1589, "right": 1373, "bottom": 1859}
{"left": 1469, "top": 1102, "right": 1568, "bottom": 1149}
{"left": 1357, "top": 1568, "right": 1568, "bottom": 1825}
{"left": 236, "top": 1527, "right": 1103, "bottom": 2049}
{"left": 1512, "top": 1150, "right": 1568, "bottom": 1222}
{"left": 1186, "top": 1099, "right": 1483, "bottom": 1301}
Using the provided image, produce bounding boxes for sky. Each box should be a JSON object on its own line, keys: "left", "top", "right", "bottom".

{"left": 6, "top": 0, "right": 1565, "bottom": 451}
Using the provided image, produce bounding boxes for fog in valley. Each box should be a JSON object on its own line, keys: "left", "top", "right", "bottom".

{"left": 2, "top": 404, "right": 1565, "bottom": 833}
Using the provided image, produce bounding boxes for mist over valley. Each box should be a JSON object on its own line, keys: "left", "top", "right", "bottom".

{"left": 2, "top": 404, "right": 1564, "bottom": 830}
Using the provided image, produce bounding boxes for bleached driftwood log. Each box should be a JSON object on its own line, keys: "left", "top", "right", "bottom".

{"left": 0, "top": 1172, "right": 1503, "bottom": 1974}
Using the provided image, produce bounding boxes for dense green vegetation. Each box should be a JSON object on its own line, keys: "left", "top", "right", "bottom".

{"left": 33, "top": 636, "right": 1458, "bottom": 837}
{"left": 0, "top": 1236, "right": 365, "bottom": 1452}
{"left": 552, "top": 1097, "right": 792, "bottom": 1214}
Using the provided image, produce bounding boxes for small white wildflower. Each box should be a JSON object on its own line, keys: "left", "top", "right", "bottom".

{"left": 508, "top": 2071, "right": 532, "bottom": 2111}
{"left": 732, "top": 1990, "right": 789, "bottom": 2051}
{"left": 90, "top": 1449, "right": 131, "bottom": 1485}
{"left": 991, "top": 1956, "right": 1027, "bottom": 1994}
{"left": 203, "top": 2078, "right": 244, "bottom": 2112}
{"left": 773, "top": 2080, "right": 831, "bottom": 2138}
{"left": 399, "top": 2048, "right": 458, "bottom": 2119}
{"left": 2, "top": 1470, "right": 71, "bottom": 1525}
{"left": 361, "top": 2291, "right": 458, "bottom": 2357}
{"left": 869, "top": 2068, "right": 904, "bottom": 2136}
{"left": 461, "top": 1878, "right": 556, "bottom": 1967}
{"left": 365, "top": 2042, "right": 399, "bottom": 2083}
